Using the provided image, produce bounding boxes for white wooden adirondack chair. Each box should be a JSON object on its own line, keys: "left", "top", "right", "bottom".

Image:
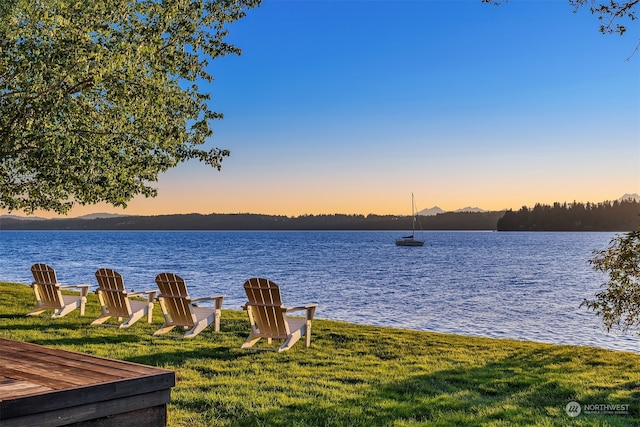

{"left": 154, "top": 272, "right": 224, "bottom": 338}
{"left": 92, "top": 268, "right": 156, "bottom": 328}
{"left": 28, "top": 263, "right": 90, "bottom": 318}
{"left": 241, "top": 277, "right": 317, "bottom": 352}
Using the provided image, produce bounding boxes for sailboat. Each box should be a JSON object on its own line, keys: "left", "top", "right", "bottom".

{"left": 395, "top": 193, "right": 425, "bottom": 247}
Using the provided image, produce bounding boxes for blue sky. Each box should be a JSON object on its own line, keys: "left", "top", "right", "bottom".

{"left": 23, "top": 0, "right": 640, "bottom": 217}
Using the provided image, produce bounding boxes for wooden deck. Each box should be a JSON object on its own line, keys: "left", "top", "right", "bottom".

{"left": 0, "top": 338, "right": 175, "bottom": 427}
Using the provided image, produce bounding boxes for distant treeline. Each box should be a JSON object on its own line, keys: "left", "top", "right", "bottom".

{"left": 1, "top": 201, "right": 637, "bottom": 231}
{"left": 0, "top": 211, "right": 504, "bottom": 231}
{"left": 497, "top": 199, "right": 639, "bottom": 231}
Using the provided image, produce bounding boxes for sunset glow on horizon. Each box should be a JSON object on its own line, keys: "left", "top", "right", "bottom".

{"left": 3, "top": 1, "right": 639, "bottom": 219}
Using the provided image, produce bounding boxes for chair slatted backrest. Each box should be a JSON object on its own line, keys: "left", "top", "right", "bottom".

{"left": 95, "top": 268, "right": 131, "bottom": 317}
{"left": 31, "top": 263, "right": 63, "bottom": 308}
{"left": 155, "top": 273, "right": 195, "bottom": 326}
{"left": 243, "top": 278, "right": 289, "bottom": 339}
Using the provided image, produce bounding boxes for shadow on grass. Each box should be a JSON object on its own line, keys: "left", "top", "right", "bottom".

{"left": 29, "top": 333, "right": 148, "bottom": 347}
{"left": 124, "top": 346, "right": 258, "bottom": 366}
{"left": 215, "top": 348, "right": 640, "bottom": 427}
{"left": 0, "top": 319, "right": 92, "bottom": 330}
{"left": 0, "top": 314, "right": 28, "bottom": 319}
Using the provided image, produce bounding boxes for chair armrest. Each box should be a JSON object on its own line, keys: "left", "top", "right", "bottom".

{"left": 285, "top": 304, "right": 317, "bottom": 320}
{"left": 285, "top": 304, "right": 317, "bottom": 312}
{"left": 129, "top": 290, "right": 157, "bottom": 301}
{"left": 192, "top": 295, "right": 224, "bottom": 302}
{"left": 244, "top": 302, "right": 286, "bottom": 310}
{"left": 60, "top": 284, "right": 90, "bottom": 296}
{"left": 192, "top": 295, "right": 224, "bottom": 309}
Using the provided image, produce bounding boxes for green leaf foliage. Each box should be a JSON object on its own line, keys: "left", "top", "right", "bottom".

{"left": 583, "top": 226, "right": 640, "bottom": 334}
{"left": 568, "top": 0, "right": 639, "bottom": 36}
{"left": 0, "top": 0, "right": 260, "bottom": 214}
{"left": 483, "top": 0, "right": 639, "bottom": 53}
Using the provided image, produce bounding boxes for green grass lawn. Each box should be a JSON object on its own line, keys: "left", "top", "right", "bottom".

{"left": 1, "top": 281, "right": 639, "bottom": 426}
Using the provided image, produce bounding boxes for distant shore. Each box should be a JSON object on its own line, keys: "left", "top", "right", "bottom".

{"left": 0, "top": 211, "right": 505, "bottom": 231}
{"left": 1, "top": 207, "right": 637, "bottom": 231}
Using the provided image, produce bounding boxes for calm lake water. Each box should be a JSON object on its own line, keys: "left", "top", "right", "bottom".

{"left": 1, "top": 230, "right": 637, "bottom": 353}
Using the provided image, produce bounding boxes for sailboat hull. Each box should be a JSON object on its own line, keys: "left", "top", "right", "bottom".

{"left": 395, "top": 237, "right": 424, "bottom": 246}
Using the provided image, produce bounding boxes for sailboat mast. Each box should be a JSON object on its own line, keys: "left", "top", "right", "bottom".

{"left": 395, "top": 193, "right": 425, "bottom": 246}
{"left": 411, "top": 193, "right": 416, "bottom": 236}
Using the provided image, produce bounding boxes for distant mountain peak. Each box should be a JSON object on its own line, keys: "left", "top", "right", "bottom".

{"left": 0, "top": 214, "right": 46, "bottom": 221}
{"left": 75, "top": 213, "right": 129, "bottom": 220}
{"left": 454, "top": 206, "right": 487, "bottom": 213}
{"left": 618, "top": 193, "right": 640, "bottom": 202}
{"left": 417, "top": 206, "right": 446, "bottom": 216}
{"left": 417, "top": 206, "right": 488, "bottom": 215}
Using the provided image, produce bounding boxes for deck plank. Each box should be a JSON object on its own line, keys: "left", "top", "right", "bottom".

{"left": 0, "top": 378, "right": 53, "bottom": 398}
{"left": 0, "top": 350, "right": 126, "bottom": 386}
{"left": 0, "top": 342, "right": 162, "bottom": 376}
{"left": 0, "top": 338, "right": 175, "bottom": 426}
